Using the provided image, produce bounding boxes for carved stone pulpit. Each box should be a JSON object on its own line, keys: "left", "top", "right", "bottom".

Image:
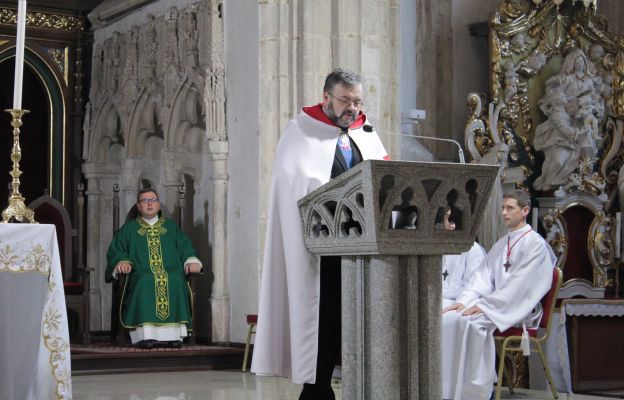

{"left": 298, "top": 160, "right": 498, "bottom": 399}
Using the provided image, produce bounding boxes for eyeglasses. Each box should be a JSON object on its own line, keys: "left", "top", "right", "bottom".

{"left": 139, "top": 198, "right": 160, "bottom": 204}
{"left": 328, "top": 92, "right": 363, "bottom": 108}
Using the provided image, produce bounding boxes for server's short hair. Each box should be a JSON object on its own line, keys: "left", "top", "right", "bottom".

{"left": 503, "top": 189, "right": 531, "bottom": 208}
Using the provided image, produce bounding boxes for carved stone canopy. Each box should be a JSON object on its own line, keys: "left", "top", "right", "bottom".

{"left": 88, "top": 0, "right": 154, "bottom": 29}
{"left": 298, "top": 160, "right": 499, "bottom": 256}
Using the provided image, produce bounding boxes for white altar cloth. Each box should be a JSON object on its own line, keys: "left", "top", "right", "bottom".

{"left": 0, "top": 224, "right": 72, "bottom": 400}
{"left": 529, "top": 298, "right": 624, "bottom": 394}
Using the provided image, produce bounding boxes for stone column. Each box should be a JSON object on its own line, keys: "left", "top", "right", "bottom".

{"left": 334, "top": 0, "right": 400, "bottom": 138}
{"left": 343, "top": 255, "right": 403, "bottom": 398}
{"left": 163, "top": 181, "right": 181, "bottom": 217}
{"left": 120, "top": 157, "right": 143, "bottom": 217}
{"left": 417, "top": 254, "right": 442, "bottom": 399}
{"left": 83, "top": 162, "right": 120, "bottom": 330}
{"left": 84, "top": 179, "right": 103, "bottom": 330}
{"left": 416, "top": 0, "right": 453, "bottom": 149}
{"left": 208, "top": 139, "right": 230, "bottom": 342}
{"left": 342, "top": 253, "right": 441, "bottom": 399}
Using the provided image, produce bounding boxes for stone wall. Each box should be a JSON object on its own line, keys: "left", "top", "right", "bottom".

{"left": 83, "top": 0, "right": 228, "bottom": 342}
{"left": 256, "top": 0, "right": 401, "bottom": 279}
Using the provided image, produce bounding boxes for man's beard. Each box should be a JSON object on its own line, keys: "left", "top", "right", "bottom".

{"left": 324, "top": 101, "right": 356, "bottom": 128}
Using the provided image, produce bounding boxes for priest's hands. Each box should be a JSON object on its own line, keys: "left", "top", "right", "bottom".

{"left": 442, "top": 303, "right": 465, "bottom": 314}
{"left": 461, "top": 305, "right": 483, "bottom": 316}
{"left": 185, "top": 262, "right": 202, "bottom": 274}
{"left": 115, "top": 261, "right": 132, "bottom": 275}
{"left": 442, "top": 303, "right": 484, "bottom": 316}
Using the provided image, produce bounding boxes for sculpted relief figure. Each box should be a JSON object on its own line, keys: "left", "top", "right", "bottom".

{"left": 533, "top": 90, "right": 579, "bottom": 190}
{"left": 124, "top": 27, "right": 139, "bottom": 81}
{"left": 533, "top": 48, "right": 604, "bottom": 192}
{"left": 164, "top": 7, "right": 180, "bottom": 70}
{"left": 503, "top": 62, "right": 519, "bottom": 104}
{"left": 139, "top": 14, "right": 157, "bottom": 87}
{"left": 181, "top": 8, "right": 199, "bottom": 68}
{"left": 518, "top": 49, "right": 546, "bottom": 77}
{"left": 510, "top": 32, "right": 529, "bottom": 54}
{"left": 589, "top": 43, "right": 614, "bottom": 117}
{"left": 553, "top": 49, "right": 599, "bottom": 116}
{"left": 107, "top": 31, "right": 121, "bottom": 93}
{"left": 91, "top": 43, "right": 103, "bottom": 100}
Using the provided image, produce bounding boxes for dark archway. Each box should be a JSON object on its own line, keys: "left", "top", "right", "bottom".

{"left": 0, "top": 57, "right": 49, "bottom": 206}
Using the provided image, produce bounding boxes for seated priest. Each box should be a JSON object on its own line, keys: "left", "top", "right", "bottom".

{"left": 106, "top": 188, "right": 202, "bottom": 349}
{"left": 441, "top": 207, "right": 486, "bottom": 308}
{"left": 441, "top": 189, "right": 556, "bottom": 400}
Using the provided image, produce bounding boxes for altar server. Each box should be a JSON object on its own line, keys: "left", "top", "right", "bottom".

{"left": 442, "top": 189, "right": 556, "bottom": 400}
{"left": 441, "top": 207, "right": 486, "bottom": 308}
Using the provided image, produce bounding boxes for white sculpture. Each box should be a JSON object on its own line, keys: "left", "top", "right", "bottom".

{"left": 533, "top": 49, "right": 604, "bottom": 192}
{"left": 533, "top": 89, "right": 579, "bottom": 190}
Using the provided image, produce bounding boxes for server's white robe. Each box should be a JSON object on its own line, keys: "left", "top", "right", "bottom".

{"left": 251, "top": 108, "right": 388, "bottom": 384}
{"left": 442, "top": 242, "right": 486, "bottom": 308}
{"left": 442, "top": 224, "right": 556, "bottom": 400}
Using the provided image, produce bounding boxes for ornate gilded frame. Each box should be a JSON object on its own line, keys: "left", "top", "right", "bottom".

{"left": 466, "top": 0, "right": 624, "bottom": 293}
{"left": 466, "top": 0, "right": 624, "bottom": 196}
{"left": 542, "top": 197, "right": 613, "bottom": 288}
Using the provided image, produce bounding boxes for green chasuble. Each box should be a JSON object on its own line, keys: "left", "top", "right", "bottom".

{"left": 106, "top": 217, "right": 198, "bottom": 329}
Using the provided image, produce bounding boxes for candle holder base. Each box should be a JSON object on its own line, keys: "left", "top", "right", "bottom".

{"left": 1, "top": 194, "right": 36, "bottom": 223}
{"left": 1, "top": 109, "right": 36, "bottom": 224}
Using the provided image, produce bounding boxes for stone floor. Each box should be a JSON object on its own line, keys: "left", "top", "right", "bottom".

{"left": 72, "top": 370, "right": 616, "bottom": 400}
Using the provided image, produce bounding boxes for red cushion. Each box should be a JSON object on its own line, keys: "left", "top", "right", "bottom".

{"left": 64, "top": 281, "right": 84, "bottom": 296}
{"left": 493, "top": 327, "right": 537, "bottom": 338}
{"left": 247, "top": 314, "right": 258, "bottom": 324}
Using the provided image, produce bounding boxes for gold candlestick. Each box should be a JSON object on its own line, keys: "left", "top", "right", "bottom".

{"left": 1, "top": 109, "right": 36, "bottom": 223}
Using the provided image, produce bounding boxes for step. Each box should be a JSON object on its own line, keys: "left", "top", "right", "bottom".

{"left": 71, "top": 344, "right": 245, "bottom": 376}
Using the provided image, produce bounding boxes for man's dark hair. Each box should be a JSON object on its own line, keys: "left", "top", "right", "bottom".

{"left": 503, "top": 189, "right": 531, "bottom": 208}
{"left": 137, "top": 188, "right": 159, "bottom": 203}
{"left": 323, "top": 68, "right": 362, "bottom": 93}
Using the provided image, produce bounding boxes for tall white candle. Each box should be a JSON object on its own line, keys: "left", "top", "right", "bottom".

{"left": 616, "top": 212, "right": 621, "bottom": 259}
{"left": 531, "top": 207, "right": 539, "bottom": 231}
{"left": 12, "top": 0, "right": 27, "bottom": 110}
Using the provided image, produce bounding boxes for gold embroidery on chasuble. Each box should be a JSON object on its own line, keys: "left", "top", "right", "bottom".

{"left": 137, "top": 219, "right": 170, "bottom": 320}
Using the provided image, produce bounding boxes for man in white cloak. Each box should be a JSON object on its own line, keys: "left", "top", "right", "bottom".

{"left": 441, "top": 207, "right": 486, "bottom": 308}
{"left": 251, "top": 69, "right": 389, "bottom": 400}
{"left": 442, "top": 189, "right": 556, "bottom": 400}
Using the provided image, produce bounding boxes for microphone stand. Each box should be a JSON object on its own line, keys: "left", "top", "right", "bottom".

{"left": 409, "top": 134, "right": 466, "bottom": 164}
{"left": 376, "top": 125, "right": 466, "bottom": 164}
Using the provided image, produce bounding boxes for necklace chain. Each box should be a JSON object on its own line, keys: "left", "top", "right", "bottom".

{"left": 504, "top": 228, "right": 532, "bottom": 271}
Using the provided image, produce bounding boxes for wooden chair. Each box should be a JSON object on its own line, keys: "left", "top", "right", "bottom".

{"left": 493, "top": 267, "right": 563, "bottom": 400}
{"left": 242, "top": 314, "right": 257, "bottom": 371}
{"left": 29, "top": 185, "right": 92, "bottom": 344}
{"left": 109, "top": 184, "right": 199, "bottom": 345}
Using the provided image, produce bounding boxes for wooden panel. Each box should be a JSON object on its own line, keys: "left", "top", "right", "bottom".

{"left": 562, "top": 206, "right": 594, "bottom": 284}
{"left": 569, "top": 316, "right": 624, "bottom": 391}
